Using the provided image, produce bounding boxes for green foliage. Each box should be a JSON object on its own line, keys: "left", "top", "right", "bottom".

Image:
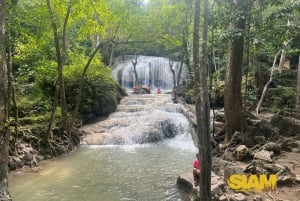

{"left": 268, "top": 86, "right": 296, "bottom": 109}
{"left": 64, "top": 62, "right": 120, "bottom": 116}
{"left": 117, "top": 69, "right": 123, "bottom": 85}
{"left": 181, "top": 88, "right": 195, "bottom": 104}
{"left": 8, "top": 0, "right": 300, "bottom": 123}
{"left": 273, "top": 70, "right": 297, "bottom": 87}
{"left": 17, "top": 84, "right": 52, "bottom": 118}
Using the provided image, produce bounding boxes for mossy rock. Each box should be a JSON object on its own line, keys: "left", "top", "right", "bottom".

{"left": 267, "top": 86, "right": 296, "bottom": 109}
{"left": 271, "top": 114, "right": 300, "bottom": 137}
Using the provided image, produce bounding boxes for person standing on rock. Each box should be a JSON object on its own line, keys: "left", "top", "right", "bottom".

{"left": 193, "top": 153, "right": 201, "bottom": 186}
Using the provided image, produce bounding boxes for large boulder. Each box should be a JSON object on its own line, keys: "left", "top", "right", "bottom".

{"left": 233, "top": 145, "right": 249, "bottom": 161}
{"left": 254, "top": 150, "right": 273, "bottom": 163}
{"left": 176, "top": 172, "right": 199, "bottom": 201}
{"left": 263, "top": 142, "right": 281, "bottom": 154}
{"left": 177, "top": 171, "right": 225, "bottom": 201}
{"left": 271, "top": 115, "right": 300, "bottom": 137}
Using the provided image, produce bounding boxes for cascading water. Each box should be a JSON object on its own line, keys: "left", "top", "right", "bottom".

{"left": 9, "top": 94, "right": 197, "bottom": 201}
{"left": 81, "top": 94, "right": 191, "bottom": 145}
{"left": 112, "top": 55, "right": 187, "bottom": 90}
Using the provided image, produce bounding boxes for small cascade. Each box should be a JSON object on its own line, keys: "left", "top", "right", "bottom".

{"left": 81, "top": 94, "right": 192, "bottom": 145}
{"left": 112, "top": 55, "right": 187, "bottom": 90}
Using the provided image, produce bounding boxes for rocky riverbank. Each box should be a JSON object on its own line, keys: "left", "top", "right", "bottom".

{"left": 7, "top": 127, "right": 83, "bottom": 172}
{"left": 176, "top": 101, "right": 300, "bottom": 201}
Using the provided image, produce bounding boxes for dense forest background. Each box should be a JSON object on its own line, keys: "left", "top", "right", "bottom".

{"left": 0, "top": 0, "right": 300, "bottom": 200}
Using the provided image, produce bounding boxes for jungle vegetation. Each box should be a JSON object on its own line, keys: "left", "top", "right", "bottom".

{"left": 1, "top": 0, "right": 300, "bottom": 200}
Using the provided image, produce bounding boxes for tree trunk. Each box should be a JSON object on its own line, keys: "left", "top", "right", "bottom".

{"left": 73, "top": 43, "right": 102, "bottom": 121}
{"left": 0, "top": 0, "right": 12, "bottom": 199}
{"left": 295, "top": 55, "right": 300, "bottom": 109}
{"left": 109, "top": 42, "right": 115, "bottom": 67}
{"left": 11, "top": 85, "right": 18, "bottom": 143}
{"left": 132, "top": 55, "right": 140, "bottom": 87}
{"left": 7, "top": 30, "right": 19, "bottom": 154}
{"left": 224, "top": 0, "right": 248, "bottom": 143}
{"left": 198, "top": 0, "right": 211, "bottom": 200}
{"left": 46, "top": 0, "right": 70, "bottom": 133}
{"left": 176, "top": 60, "right": 183, "bottom": 87}
{"left": 278, "top": 49, "right": 286, "bottom": 73}
{"left": 256, "top": 51, "right": 281, "bottom": 115}
{"left": 183, "top": 27, "right": 192, "bottom": 75}
{"left": 169, "top": 56, "right": 176, "bottom": 88}
{"left": 193, "top": 0, "right": 212, "bottom": 200}
{"left": 45, "top": 82, "right": 59, "bottom": 142}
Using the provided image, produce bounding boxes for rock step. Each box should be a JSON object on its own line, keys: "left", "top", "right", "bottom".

{"left": 177, "top": 171, "right": 226, "bottom": 200}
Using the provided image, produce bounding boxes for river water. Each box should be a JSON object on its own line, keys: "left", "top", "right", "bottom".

{"left": 9, "top": 94, "right": 198, "bottom": 201}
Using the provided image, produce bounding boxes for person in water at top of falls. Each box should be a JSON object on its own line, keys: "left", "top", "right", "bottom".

{"left": 133, "top": 84, "right": 140, "bottom": 94}
{"left": 193, "top": 153, "right": 201, "bottom": 186}
{"left": 147, "top": 85, "right": 151, "bottom": 93}
{"left": 156, "top": 88, "right": 161, "bottom": 94}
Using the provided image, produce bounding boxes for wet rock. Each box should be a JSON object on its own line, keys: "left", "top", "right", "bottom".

{"left": 233, "top": 145, "right": 249, "bottom": 161}
{"left": 176, "top": 172, "right": 200, "bottom": 201}
{"left": 254, "top": 150, "right": 273, "bottom": 163}
{"left": 177, "top": 172, "right": 195, "bottom": 191}
{"left": 8, "top": 156, "right": 24, "bottom": 170}
{"left": 83, "top": 132, "right": 111, "bottom": 145}
{"left": 229, "top": 193, "right": 246, "bottom": 201}
{"left": 35, "top": 155, "right": 45, "bottom": 162}
{"left": 177, "top": 171, "right": 225, "bottom": 201}
{"left": 81, "top": 104, "right": 186, "bottom": 145}
{"left": 23, "top": 152, "right": 34, "bottom": 162}
{"left": 161, "top": 120, "right": 177, "bottom": 138}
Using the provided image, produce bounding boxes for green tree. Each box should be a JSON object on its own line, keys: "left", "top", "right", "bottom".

{"left": 0, "top": 0, "right": 12, "bottom": 199}
{"left": 224, "top": 0, "right": 249, "bottom": 143}
{"left": 45, "top": 0, "right": 70, "bottom": 138}
{"left": 197, "top": 0, "right": 211, "bottom": 200}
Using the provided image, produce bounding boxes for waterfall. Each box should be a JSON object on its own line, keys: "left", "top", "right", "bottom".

{"left": 112, "top": 55, "right": 187, "bottom": 90}
{"left": 81, "top": 94, "right": 193, "bottom": 145}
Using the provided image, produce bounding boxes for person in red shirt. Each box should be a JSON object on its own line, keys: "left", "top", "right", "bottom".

{"left": 156, "top": 88, "right": 161, "bottom": 94}
{"left": 133, "top": 85, "right": 138, "bottom": 93}
{"left": 193, "top": 153, "right": 200, "bottom": 186}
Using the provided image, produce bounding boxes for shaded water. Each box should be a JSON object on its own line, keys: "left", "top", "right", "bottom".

{"left": 10, "top": 135, "right": 196, "bottom": 201}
